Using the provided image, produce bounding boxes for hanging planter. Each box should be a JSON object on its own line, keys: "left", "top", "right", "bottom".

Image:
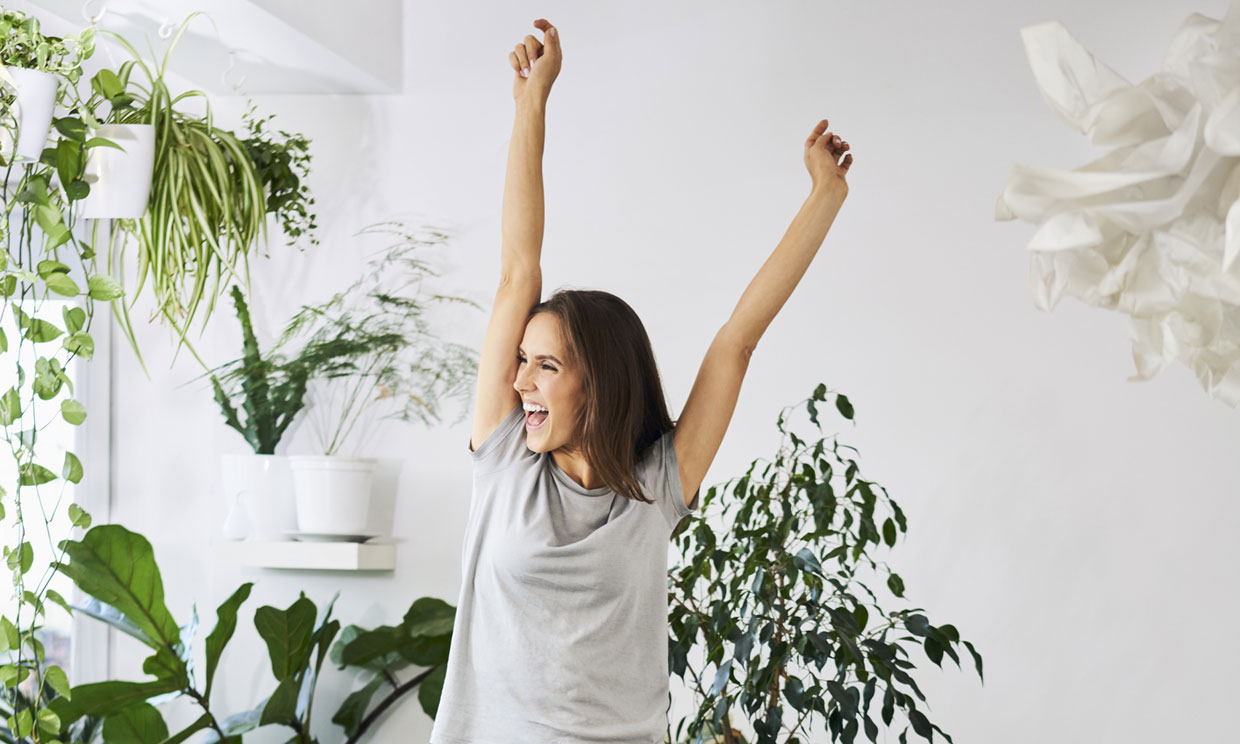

{"left": 78, "top": 122, "right": 154, "bottom": 218}
{"left": 288, "top": 455, "right": 377, "bottom": 537}
{"left": 0, "top": 66, "right": 58, "bottom": 161}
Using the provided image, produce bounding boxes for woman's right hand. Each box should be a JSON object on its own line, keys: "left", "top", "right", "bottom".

{"left": 510, "top": 19, "right": 561, "bottom": 105}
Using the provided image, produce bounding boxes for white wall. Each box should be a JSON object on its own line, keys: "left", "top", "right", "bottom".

{"left": 90, "top": 1, "right": 1240, "bottom": 742}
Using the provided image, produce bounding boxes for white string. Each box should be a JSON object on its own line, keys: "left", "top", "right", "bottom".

{"left": 158, "top": 19, "right": 176, "bottom": 40}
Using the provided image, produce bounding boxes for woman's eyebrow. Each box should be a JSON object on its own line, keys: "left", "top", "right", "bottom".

{"left": 518, "top": 346, "right": 562, "bottom": 364}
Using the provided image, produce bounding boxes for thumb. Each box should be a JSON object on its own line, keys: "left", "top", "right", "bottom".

{"left": 538, "top": 19, "right": 559, "bottom": 52}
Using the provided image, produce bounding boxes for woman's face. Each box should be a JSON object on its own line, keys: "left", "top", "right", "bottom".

{"left": 513, "top": 312, "right": 585, "bottom": 453}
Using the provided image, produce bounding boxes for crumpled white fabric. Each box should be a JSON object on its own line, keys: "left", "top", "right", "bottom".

{"left": 996, "top": 0, "right": 1240, "bottom": 406}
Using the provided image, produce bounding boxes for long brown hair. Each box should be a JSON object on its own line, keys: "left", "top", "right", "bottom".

{"left": 528, "top": 289, "right": 673, "bottom": 504}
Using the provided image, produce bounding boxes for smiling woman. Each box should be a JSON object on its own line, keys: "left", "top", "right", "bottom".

{"left": 432, "top": 14, "right": 850, "bottom": 744}
{"left": 512, "top": 290, "right": 675, "bottom": 500}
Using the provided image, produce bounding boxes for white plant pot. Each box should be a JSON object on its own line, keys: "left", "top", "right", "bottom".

{"left": 79, "top": 123, "right": 155, "bottom": 219}
{"left": 289, "top": 456, "right": 377, "bottom": 535}
{"left": 220, "top": 454, "right": 296, "bottom": 541}
{"left": 1, "top": 67, "right": 59, "bottom": 162}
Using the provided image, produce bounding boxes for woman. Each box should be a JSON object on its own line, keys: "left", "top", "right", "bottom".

{"left": 428, "top": 18, "right": 852, "bottom": 744}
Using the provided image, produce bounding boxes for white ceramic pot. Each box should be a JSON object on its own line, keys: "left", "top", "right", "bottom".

{"left": 1, "top": 67, "right": 59, "bottom": 162}
{"left": 220, "top": 454, "right": 296, "bottom": 540}
{"left": 289, "top": 456, "right": 377, "bottom": 535}
{"left": 79, "top": 123, "right": 155, "bottom": 219}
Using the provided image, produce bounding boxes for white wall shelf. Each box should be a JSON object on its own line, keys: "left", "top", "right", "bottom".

{"left": 222, "top": 540, "right": 397, "bottom": 571}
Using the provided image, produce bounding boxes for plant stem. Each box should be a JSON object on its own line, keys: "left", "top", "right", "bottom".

{"left": 345, "top": 668, "right": 433, "bottom": 744}
{"left": 184, "top": 688, "right": 228, "bottom": 741}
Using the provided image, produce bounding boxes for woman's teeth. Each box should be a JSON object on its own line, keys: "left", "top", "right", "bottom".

{"left": 526, "top": 409, "right": 549, "bottom": 430}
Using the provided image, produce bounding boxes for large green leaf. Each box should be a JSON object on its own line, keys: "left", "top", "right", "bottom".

{"left": 330, "top": 674, "right": 384, "bottom": 738}
{"left": 101, "top": 702, "right": 169, "bottom": 744}
{"left": 204, "top": 582, "right": 253, "bottom": 702}
{"left": 259, "top": 677, "right": 299, "bottom": 727}
{"left": 56, "top": 525, "right": 181, "bottom": 651}
{"left": 48, "top": 679, "right": 180, "bottom": 729}
{"left": 254, "top": 593, "right": 316, "bottom": 681}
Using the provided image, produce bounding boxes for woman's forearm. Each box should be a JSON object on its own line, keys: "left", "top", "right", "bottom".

{"left": 725, "top": 187, "right": 845, "bottom": 351}
{"left": 501, "top": 98, "right": 547, "bottom": 279}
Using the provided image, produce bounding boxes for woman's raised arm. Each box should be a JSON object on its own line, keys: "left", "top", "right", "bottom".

{"left": 501, "top": 18, "right": 561, "bottom": 280}
{"left": 670, "top": 120, "right": 854, "bottom": 506}
{"left": 469, "top": 20, "right": 563, "bottom": 454}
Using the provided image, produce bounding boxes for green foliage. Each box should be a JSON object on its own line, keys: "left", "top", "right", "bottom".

{"left": 207, "top": 285, "right": 310, "bottom": 454}
{"left": 0, "top": 15, "right": 114, "bottom": 741}
{"left": 240, "top": 99, "right": 319, "bottom": 249}
{"left": 1, "top": 10, "right": 316, "bottom": 744}
{"left": 276, "top": 220, "right": 483, "bottom": 455}
{"left": 84, "top": 13, "right": 269, "bottom": 375}
{"left": 666, "top": 384, "right": 984, "bottom": 744}
{"left": 0, "top": 9, "right": 95, "bottom": 82}
{"left": 50, "top": 524, "right": 453, "bottom": 744}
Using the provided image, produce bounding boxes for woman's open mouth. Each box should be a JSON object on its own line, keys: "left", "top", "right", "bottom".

{"left": 526, "top": 410, "right": 549, "bottom": 430}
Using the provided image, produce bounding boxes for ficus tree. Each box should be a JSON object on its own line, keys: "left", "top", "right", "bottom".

{"left": 666, "top": 383, "right": 984, "bottom": 744}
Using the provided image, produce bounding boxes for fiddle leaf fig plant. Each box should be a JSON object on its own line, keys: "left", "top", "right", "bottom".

{"left": 50, "top": 524, "right": 453, "bottom": 744}
{"left": 667, "top": 383, "right": 984, "bottom": 744}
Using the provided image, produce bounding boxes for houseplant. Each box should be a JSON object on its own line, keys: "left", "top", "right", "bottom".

{"left": 0, "top": 10, "right": 120, "bottom": 742}
{"left": 1, "top": 9, "right": 297, "bottom": 741}
{"left": 197, "top": 283, "right": 310, "bottom": 539}
{"left": 86, "top": 12, "right": 268, "bottom": 373}
{"left": 273, "top": 220, "right": 482, "bottom": 535}
{"left": 666, "top": 383, "right": 984, "bottom": 744}
{"left": 0, "top": 9, "right": 95, "bottom": 162}
{"left": 50, "top": 523, "right": 452, "bottom": 744}
{"left": 279, "top": 220, "right": 482, "bottom": 456}
{"left": 240, "top": 99, "right": 319, "bottom": 251}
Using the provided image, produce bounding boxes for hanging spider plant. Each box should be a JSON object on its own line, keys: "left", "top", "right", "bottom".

{"left": 88, "top": 12, "right": 266, "bottom": 374}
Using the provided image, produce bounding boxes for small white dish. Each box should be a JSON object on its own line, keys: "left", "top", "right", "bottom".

{"left": 282, "top": 530, "right": 385, "bottom": 543}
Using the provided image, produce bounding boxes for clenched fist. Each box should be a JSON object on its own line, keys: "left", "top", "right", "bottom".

{"left": 509, "top": 19, "right": 562, "bottom": 105}
{"left": 804, "top": 119, "right": 853, "bottom": 199}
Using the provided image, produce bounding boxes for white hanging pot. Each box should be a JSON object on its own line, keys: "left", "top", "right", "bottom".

{"left": 220, "top": 453, "right": 296, "bottom": 541}
{"left": 1, "top": 66, "right": 59, "bottom": 162}
{"left": 289, "top": 456, "right": 377, "bottom": 535}
{"left": 79, "top": 123, "right": 155, "bottom": 219}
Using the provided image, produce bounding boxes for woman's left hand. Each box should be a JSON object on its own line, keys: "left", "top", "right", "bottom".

{"left": 804, "top": 118, "right": 852, "bottom": 199}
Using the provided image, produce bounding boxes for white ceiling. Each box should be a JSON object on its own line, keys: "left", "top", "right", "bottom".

{"left": 24, "top": 0, "right": 402, "bottom": 94}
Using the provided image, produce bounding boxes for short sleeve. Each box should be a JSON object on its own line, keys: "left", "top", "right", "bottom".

{"left": 643, "top": 428, "right": 701, "bottom": 532}
{"left": 468, "top": 401, "right": 529, "bottom": 473}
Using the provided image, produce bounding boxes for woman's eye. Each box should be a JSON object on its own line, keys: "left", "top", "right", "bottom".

{"left": 541, "top": 364, "right": 555, "bottom": 371}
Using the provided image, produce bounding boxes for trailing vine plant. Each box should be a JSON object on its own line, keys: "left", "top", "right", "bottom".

{"left": 0, "top": 9, "right": 118, "bottom": 742}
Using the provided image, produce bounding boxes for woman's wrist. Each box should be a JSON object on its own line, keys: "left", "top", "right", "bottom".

{"left": 516, "top": 95, "right": 547, "bottom": 117}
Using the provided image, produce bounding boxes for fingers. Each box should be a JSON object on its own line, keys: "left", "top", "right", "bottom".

{"left": 513, "top": 43, "right": 530, "bottom": 76}
{"left": 805, "top": 118, "right": 854, "bottom": 174}
{"left": 523, "top": 34, "right": 541, "bottom": 69}
{"left": 805, "top": 119, "right": 829, "bottom": 149}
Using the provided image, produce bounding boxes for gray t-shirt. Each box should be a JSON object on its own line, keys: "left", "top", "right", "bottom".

{"left": 429, "top": 400, "right": 701, "bottom": 744}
